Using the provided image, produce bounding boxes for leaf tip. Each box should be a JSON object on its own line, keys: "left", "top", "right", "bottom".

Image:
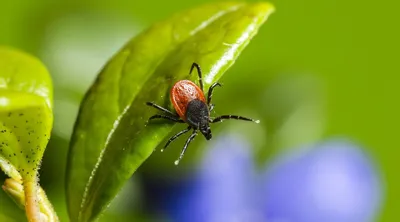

{"left": 256, "top": 2, "right": 276, "bottom": 13}
{"left": 252, "top": 2, "right": 276, "bottom": 21}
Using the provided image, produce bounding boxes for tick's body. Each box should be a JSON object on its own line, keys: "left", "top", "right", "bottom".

{"left": 170, "top": 80, "right": 206, "bottom": 120}
{"left": 147, "top": 63, "right": 258, "bottom": 165}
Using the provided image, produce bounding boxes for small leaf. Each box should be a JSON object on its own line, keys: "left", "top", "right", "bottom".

{"left": 2, "top": 178, "right": 25, "bottom": 209}
{"left": 66, "top": 2, "right": 275, "bottom": 222}
{"left": 0, "top": 46, "right": 57, "bottom": 221}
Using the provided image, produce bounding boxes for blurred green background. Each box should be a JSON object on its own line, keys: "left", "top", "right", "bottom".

{"left": 1, "top": 0, "right": 398, "bottom": 221}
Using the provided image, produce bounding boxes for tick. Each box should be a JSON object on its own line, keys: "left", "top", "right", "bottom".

{"left": 147, "top": 62, "right": 259, "bottom": 165}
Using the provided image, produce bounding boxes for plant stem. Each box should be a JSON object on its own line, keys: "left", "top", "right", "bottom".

{"left": 3, "top": 177, "right": 59, "bottom": 222}
{"left": 24, "top": 178, "right": 42, "bottom": 222}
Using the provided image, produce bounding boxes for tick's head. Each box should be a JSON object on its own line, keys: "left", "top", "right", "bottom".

{"left": 200, "top": 122, "right": 212, "bottom": 140}
{"left": 186, "top": 99, "right": 212, "bottom": 140}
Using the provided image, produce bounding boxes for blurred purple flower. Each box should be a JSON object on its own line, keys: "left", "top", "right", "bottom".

{"left": 164, "top": 136, "right": 382, "bottom": 222}
{"left": 262, "top": 140, "right": 382, "bottom": 222}
{"left": 170, "top": 135, "right": 263, "bottom": 222}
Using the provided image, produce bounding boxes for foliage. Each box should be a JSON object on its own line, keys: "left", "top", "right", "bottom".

{"left": 0, "top": 46, "right": 57, "bottom": 221}
{"left": 0, "top": 2, "right": 275, "bottom": 221}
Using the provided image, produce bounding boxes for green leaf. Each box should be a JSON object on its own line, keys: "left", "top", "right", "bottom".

{"left": 66, "top": 2, "right": 275, "bottom": 221}
{"left": 0, "top": 46, "right": 53, "bottom": 179}
{"left": 0, "top": 46, "right": 57, "bottom": 221}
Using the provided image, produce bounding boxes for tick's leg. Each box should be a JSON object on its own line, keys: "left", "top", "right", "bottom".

{"left": 210, "top": 115, "right": 260, "bottom": 123}
{"left": 174, "top": 130, "right": 198, "bottom": 165}
{"left": 209, "top": 104, "right": 215, "bottom": 112}
{"left": 149, "top": 114, "right": 184, "bottom": 123}
{"left": 207, "top": 82, "right": 222, "bottom": 106}
{"left": 189, "top": 62, "right": 203, "bottom": 91}
{"left": 146, "top": 102, "right": 177, "bottom": 116}
{"left": 162, "top": 126, "right": 192, "bottom": 152}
